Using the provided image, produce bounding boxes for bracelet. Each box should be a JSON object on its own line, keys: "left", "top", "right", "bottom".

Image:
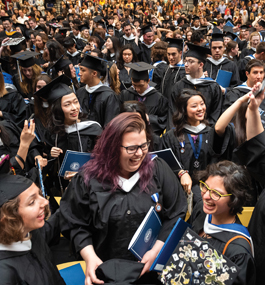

{"left": 16, "top": 154, "right": 25, "bottom": 165}
{"left": 178, "top": 170, "right": 188, "bottom": 178}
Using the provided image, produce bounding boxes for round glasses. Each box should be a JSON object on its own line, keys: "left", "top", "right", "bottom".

{"left": 121, "top": 141, "right": 150, "bottom": 154}
{"left": 199, "top": 180, "right": 232, "bottom": 201}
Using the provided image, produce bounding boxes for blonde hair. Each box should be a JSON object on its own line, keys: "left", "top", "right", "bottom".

{"left": 247, "top": 31, "right": 261, "bottom": 49}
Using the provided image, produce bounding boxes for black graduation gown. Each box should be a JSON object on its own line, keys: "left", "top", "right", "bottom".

{"left": 119, "top": 67, "right": 132, "bottom": 90}
{"left": 160, "top": 64, "right": 186, "bottom": 99}
{"left": 0, "top": 90, "right": 27, "bottom": 128}
{"left": 0, "top": 210, "right": 66, "bottom": 285}
{"left": 60, "top": 157, "right": 187, "bottom": 261}
{"left": 236, "top": 37, "right": 248, "bottom": 51}
{"left": 247, "top": 188, "right": 265, "bottom": 285}
{"left": 239, "top": 47, "right": 255, "bottom": 60}
{"left": 77, "top": 85, "right": 120, "bottom": 127}
{"left": 158, "top": 126, "right": 217, "bottom": 177}
{"left": 119, "top": 87, "right": 168, "bottom": 135}
{"left": 222, "top": 84, "right": 251, "bottom": 111}
{"left": 66, "top": 51, "right": 81, "bottom": 66}
{"left": 190, "top": 202, "right": 256, "bottom": 285}
{"left": 168, "top": 77, "right": 223, "bottom": 129}
{"left": 237, "top": 55, "right": 254, "bottom": 83}
{"left": 204, "top": 57, "right": 240, "bottom": 88}
{"left": 12, "top": 73, "right": 34, "bottom": 99}
{"left": 151, "top": 62, "right": 168, "bottom": 92}
{"left": 139, "top": 42, "right": 155, "bottom": 64}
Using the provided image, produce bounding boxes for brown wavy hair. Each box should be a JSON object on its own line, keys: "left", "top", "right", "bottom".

{"left": 20, "top": 64, "right": 43, "bottom": 95}
{"left": 151, "top": 41, "right": 168, "bottom": 63}
{"left": 0, "top": 190, "right": 50, "bottom": 245}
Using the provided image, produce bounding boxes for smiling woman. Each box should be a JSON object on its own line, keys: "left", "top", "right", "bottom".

{"left": 190, "top": 161, "right": 256, "bottom": 285}
{"left": 60, "top": 112, "right": 187, "bottom": 285}
{"left": 0, "top": 174, "right": 66, "bottom": 285}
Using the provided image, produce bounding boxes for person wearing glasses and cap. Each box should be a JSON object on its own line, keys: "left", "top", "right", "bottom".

{"left": 76, "top": 54, "right": 120, "bottom": 128}
{"left": 0, "top": 174, "right": 66, "bottom": 285}
{"left": 168, "top": 43, "right": 222, "bottom": 130}
{"left": 119, "top": 62, "right": 168, "bottom": 136}
{"left": 60, "top": 112, "right": 187, "bottom": 285}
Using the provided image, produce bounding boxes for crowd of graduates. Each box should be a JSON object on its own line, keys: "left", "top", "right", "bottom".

{"left": 1, "top": 0, "right": 265, "bottom": 284}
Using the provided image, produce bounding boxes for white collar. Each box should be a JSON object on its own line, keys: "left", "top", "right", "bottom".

{"left": 186, "top": 74, "right": 206, "bottom": 84}
{"left": 251, "top": 47, "right": 256, "bottom": 52}
{"left": 67, "top": 50, "right": 80, "bottom": 57}
{"left": 183, "top": 123, "right": 206, "bottom": 133}
{"left": 169, "top": 59, "right": 183, "bottom": 68}
{"left": 141, "top": 41, "right": 156, "bottom": 49}
{"left": 118, "top": 172, "right": 140, "bottom": 192}
{"left": 123, "top": 34, "right": 135, "bottom": 40}
{"left": 0, "top": 239, "right": 32, "bottom": 252}
{"left": 110, "top": 52, "right": 115, "bottom": 57}
{"left": 85, "top": 81, "right": 103, "bottom": 93}
{"left": 65, "top": 120, "right": 101, "bottom": 133}
{"left": 134, "top": 85, "right": 155, "bottom": 96}
{"left": 153, "top": 60, "right": 166, "bottom": 67}
{"left": 207, "top": 57, "right": 226, "bottom": 65}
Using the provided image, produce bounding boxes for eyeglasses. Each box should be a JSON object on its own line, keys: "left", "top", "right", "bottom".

{"left": 184, "top": 60, "right": 199, "bottom": 65}
{"left": 121, "top": 141, "right": 150, "bottom": 154}
{"left": 199, "top": 180, "right": 232, "bottom": 201}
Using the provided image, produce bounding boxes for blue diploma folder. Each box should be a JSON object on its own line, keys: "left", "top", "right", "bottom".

{"left": 215, "top": 69, "right": 233, "bottom": 88}
{"left": 59, "top": 264, "right": 85, "bottom": 285}
{"left": 58, "top": 150, "right": 91, "bottom": 177}
{"left": 128, "top": 206, "right": 162, "bottom": 260}
{"left": 150, "top": 218, "right": 190, "bottom": 272}
{"left": 150, "top": 148, "right": 182, "bottom": 171}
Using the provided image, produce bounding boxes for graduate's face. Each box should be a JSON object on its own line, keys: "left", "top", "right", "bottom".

{"left": 35, "top": 80, "right": 47, "bottom": 92}
{"left": 250, "top": 35, "right": 260, "bottom": 48}
{"left": 186, "top": 95, "right": 206, "bottom": 126}
{"left": 21, "top": 66, "right": 33, "bottom": 79}
{"left": 61, "top": 93, "right": 80, "bottom": 125}
{"left": 122, "top": 49, "right": 133, "bottom": 63}
{"left": 167, "top": 47, "right": 181, "bottom": 66}
{"left": 18, "top": 183, "right": 49, "bottom": 236}
{"left": 211, "top": 41, "right": 225, "bottom": 60}
{"left": 223, "top": 36, "right": 231, "bottom": 46}
{"left": 202, "top": 176, "right": 232, "bottom": 220}
{"left": 246, "top": 66, "right": 264, "bottom": 87}
{"left": 35, "top": 35, "right": 44, "bottom": 49}
{"left": 105, "top": 38, "right": 113, "bottom": 50}
{"left": 131, "top": 79, "right": 149, "bottom": 94}
{"left": 119, "top": 130, "right": 148, "bottom": 179}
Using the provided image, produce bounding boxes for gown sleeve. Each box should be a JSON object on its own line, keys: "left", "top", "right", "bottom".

{"left": 154, "top": 158, "right": 188, "bottom": 241}
{"left": 60, "top": 174, "right": 93, "bottom": 253}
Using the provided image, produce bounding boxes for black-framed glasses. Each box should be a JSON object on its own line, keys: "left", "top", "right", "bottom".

{"left": 199, "top": 180, "right": 232, "bottom": 201}
{"left": 184, "top": 59, "right": 199, "bottom": 65}
{"left": 121, "top": 141, "right": 150, "bottom": 154}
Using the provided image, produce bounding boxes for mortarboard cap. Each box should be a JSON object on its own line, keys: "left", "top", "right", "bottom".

{"left": 1, "top": 16, "right": 11, "bottom": 22}
{"left": 58, "top": 26, "right": 70, "bottom": 36}
{"left": 141, "top": 23, "right": 152, "bottom": 34}
{"left": 224, "top": 31, "right": 237, "bottom": 41}
{"left": 57, "top": 15, "right": 65, "bottom": 22}
{"left": 35, "top": 24, "right": 47, "bottom": 33}
{"left": 93, "top": 15, "right": 103, "bottom": 23}
{"left": 0, "top": 174, "right": 33, "bottom": 207}
{"left": 78, "top": 23, "right": 90, "bottom": 31}
{"left": 185, "top": 43, "right": 211, "bottom": 62}
{"left": 95, "top": 259, "right": 144, "bottom": 285}
{"left": 10, "top": 50, "right": 39, "bottom": 68}
{"left": 212, "top": 27, "right": 222, "bottom": 34}
{"left": 13, "top": 22, "right": 26, "bottom": 33}
{"left": 211, "top": 33, "right": 224, "bottom": 42}
{"left": 167, "top": 38, "right": 183, "bottom": 49}
{"left": 240, "top": 24, "right": 248, "bottom": 30}
{"left": 223, "top": 25, "right": 234, "bottom": 33}
{"left": 258, "top": 19, "right": 265, "bottom": 28}
{"left": 125, "top": 62, "right": 155, "bottom": 81}
{"left": 193, "top": 16, "right": 200, "bottom": 21}
{"left": 34, "top": 74, "right": 73, "bottom": 102}
{"left": 197, "top": 27, "right": 208, "bottom": 36}
{"left": 80, "top": 54, "right": 107, "bottom": 75}
{"left": 50, "top": 55, "right": 71, "bottom": 72}
{"left": 107, "top": 25, "right": 115, "bottom": 30}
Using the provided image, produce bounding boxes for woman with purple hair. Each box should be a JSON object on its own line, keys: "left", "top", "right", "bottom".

{"left": 60, "top": 113, "right": 187, "bottom": 285}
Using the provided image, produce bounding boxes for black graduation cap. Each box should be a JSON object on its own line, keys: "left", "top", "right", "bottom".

{"left": 80, "top": 54, "right": 107, "bottom": 75}
{"left": 185, "top": 43, "right": 211, "bottom": 62}
{"left": 212, "top": 27, "right": 222, "bottom": 34}
{"left": 78, "top": 23, "right": 89, "bottom": 31}
{"left": 58, "top": 26, "right": 70, "bottom": 36}
{"left": 50, "top": 55, "right": 71, "bottom": 72}
{"left": 13, "top": 22, "right": 26, "bottom": 34}
{"left": 193, "top": 16, "right": 200, "bottom": 21}
{"left": 34, "top": 74, "right": 73, "bottom": 102}
{"left": 167, "top": 38, "right": 183, "bottom": 49}
{"left": 259, "top": 19, "right": 265, "bottom": 28}
{"left": 240, "top": 24, "right": 249, "bottom": 30}
{"left": 93, "top": 15, "right": 103, "bottom": 23}
{"left": 224, "top": 31, "right": 237, "bottom": 41}
{"left": 211, "top": 33, "right": 224, "bottom": 42}
{"left": 93, "top": 32, "right": 105, "bottom": 49}
{"left": 107, "top": 25, "right": 115, "bottom": 30}
{"left": 223, "top": 25, "right": 234, "bottom": 33}
{"left": 95, "top": 259, "right": 144, "bottom": 285}
{"left": 0, "top": 174, "right": 33, "bottom": 207}
{"left": 197, "top": 27, "right": 208, "bottom": 36}
{"left": 0, "top": 16, "right": 11, "bottom": 22}
{"left": 35, "top": 24, "right": 47, "bottom": 33}
{"left": 57, "top": 15, "right": 65, "bottom": 22}
{"left": 125, "top": 62, "right": 154, "bottom": 81}
{"left": 10, "top": 50, "right": 39, "bottom": 68}
{"left": 141, "top": 23, "right": 152, "bottom": 34}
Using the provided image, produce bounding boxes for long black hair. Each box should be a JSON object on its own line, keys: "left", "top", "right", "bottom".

{"left": 116, "top": 44, "right": 138, "bottom": 70}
